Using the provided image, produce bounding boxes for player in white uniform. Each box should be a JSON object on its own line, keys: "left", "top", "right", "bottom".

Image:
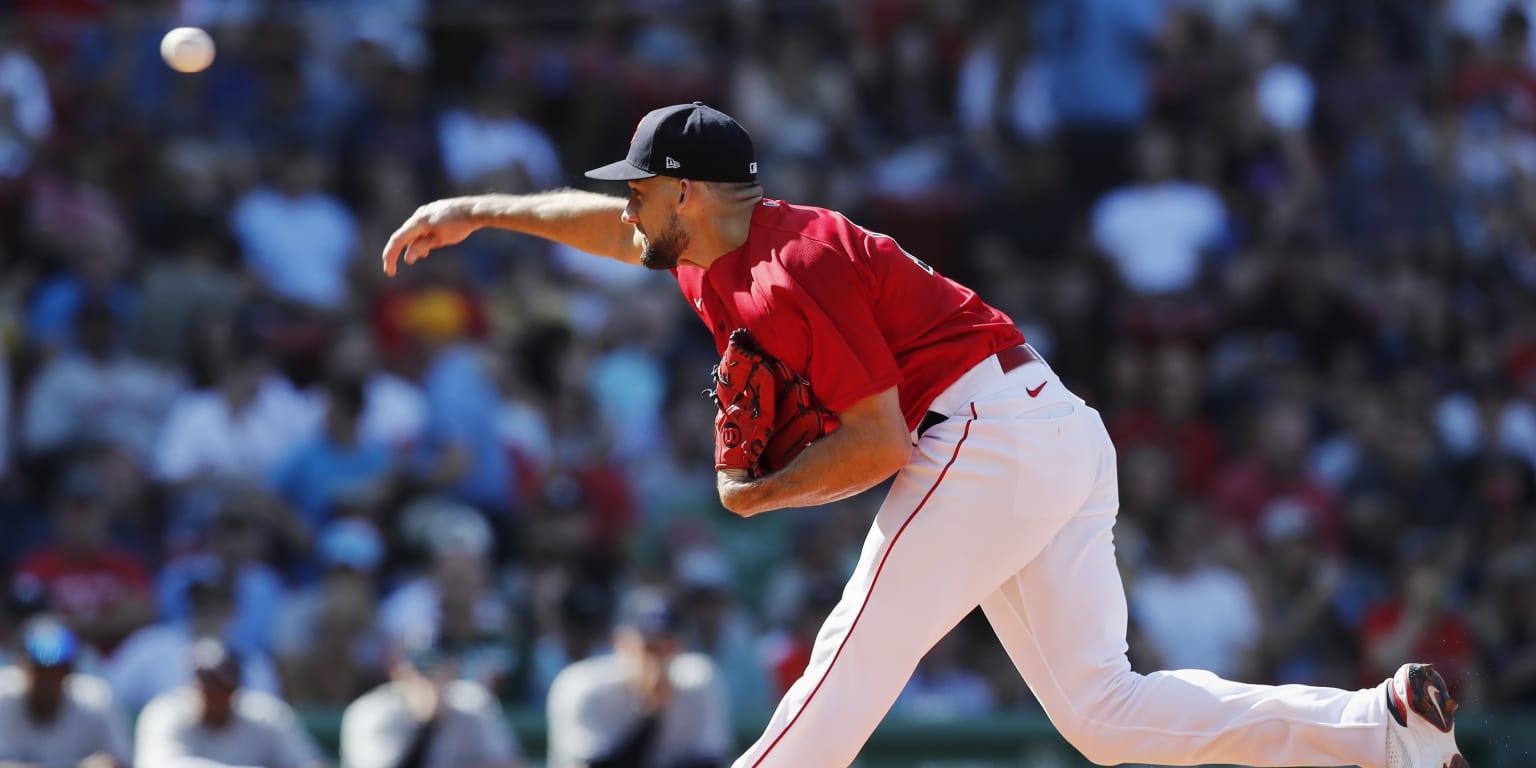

{"left": 382, "top": 102, "right": 1468, "bottom": 768}
{"left": 341, "top": 628, "right": 524, "bottom": 768}
{"left": 134, "top": 638, "right": 328, "bottom": 768}
{"left": 0, "top": 618, "right": 130, "bottom": 768}
{"left": 546, "top": 588, "right": 732, "bottom": 768}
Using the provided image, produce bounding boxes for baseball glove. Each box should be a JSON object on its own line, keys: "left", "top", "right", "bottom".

{"left": 707, "top": 328, "right": 839, "bottom": 478}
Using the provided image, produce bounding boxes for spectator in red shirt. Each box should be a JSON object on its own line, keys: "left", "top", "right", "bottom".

{"left": 1358, "top": 544, "right": 1480, "bottom": 700}
{"left": 1209, "top": 397, "right": 1339, "bottom": 550}
{"left": 1450, "top": 8, "right": 1536, "bottom": 129}
{"left": 11, "top": 463, "right": 153, "bottom": 657}
{"left": 1108, "top": 342, "right": 1222, "bottom": 496}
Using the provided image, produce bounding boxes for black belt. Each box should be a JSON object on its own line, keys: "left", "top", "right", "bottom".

{"left": 916, "top": 344, "right": 1042, "bottom": 438}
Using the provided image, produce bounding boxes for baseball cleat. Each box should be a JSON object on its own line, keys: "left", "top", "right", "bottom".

{"left": 1384, "top": 663, "right": 1468, "bottom": 768}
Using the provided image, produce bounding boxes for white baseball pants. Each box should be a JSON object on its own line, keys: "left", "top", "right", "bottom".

{"left": 733, "top": 351, "right": 1390, "bottom": 768}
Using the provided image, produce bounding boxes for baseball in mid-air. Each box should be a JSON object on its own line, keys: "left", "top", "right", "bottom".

{"left": 161, "top": 27, "right": 215, "bottom": 73}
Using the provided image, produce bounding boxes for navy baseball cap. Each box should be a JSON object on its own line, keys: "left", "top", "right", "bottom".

{"left": 585, "top": 102, "right": 758, "bottom": 184}
{"left": 618, "top": 588, "right": 683, "bottom": 641}
{"left": 191, "top": 637, "right": 243, "bottom": 688}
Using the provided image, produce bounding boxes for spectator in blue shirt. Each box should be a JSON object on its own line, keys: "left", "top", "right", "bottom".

{"left": 1034, "top": 0, "right": 1168, "bottom": 213}
{"left": 272, "top": 375, "right": 396, "bottom": 529}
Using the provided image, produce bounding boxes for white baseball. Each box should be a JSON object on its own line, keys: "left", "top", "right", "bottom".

{"left": 160, "top": 27, "right": 216, "bottom": 73}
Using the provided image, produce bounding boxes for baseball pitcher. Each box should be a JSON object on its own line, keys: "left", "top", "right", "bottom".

{"left": 382, "top": 102, "right": 1466, "bottom": 768}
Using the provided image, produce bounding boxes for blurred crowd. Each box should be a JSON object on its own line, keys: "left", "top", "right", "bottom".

{"left": 1, "top": 0, "right": 1536, "bottom": 756}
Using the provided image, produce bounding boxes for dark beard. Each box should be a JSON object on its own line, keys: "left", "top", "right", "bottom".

{"left": 639, "top": 214, "right": 689, "bottom": 271}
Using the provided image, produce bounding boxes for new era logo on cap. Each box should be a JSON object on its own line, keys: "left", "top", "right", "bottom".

{"left": 585, "top": 102, "right": 757, "bottom": 184}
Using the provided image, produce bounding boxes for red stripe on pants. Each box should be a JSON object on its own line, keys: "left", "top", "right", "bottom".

{"left": 751, "top": 404, "right": 977, "bottom": 767}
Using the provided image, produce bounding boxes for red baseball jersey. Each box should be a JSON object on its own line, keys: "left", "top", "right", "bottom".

{"left": 675, "top": 199, "right": 1025, "bottom": 431}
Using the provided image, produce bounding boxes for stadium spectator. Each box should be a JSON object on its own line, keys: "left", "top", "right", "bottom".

{"left": 1475, "top": 543, "right": 1536, "bottom": 707}
{"left": 759, "top": 516, "right": 853, "bottom": 630}
{"left": 1251, "top": 499, "right": 1356, "bottom": 687}
{"left": 1034, "top": 0, "right": 1168, "bottom": 211}
{"left": 229, "top": 149, "right": 360, "bottom": 310}
{"left": 547, "top": 588, "right": 731, "bottom": 768}
{"left": 0, "top": 617, "right": 131, "bottom": 768}
{"left": 527, "top": 579, "right": 616, "bottom": 708}
{"left": 1091, "top": 124, "right": 1231, "bottom": 297}
{"left": 671, "top": 546, "right": 771, "bottom": 718}
{"left": 0, "top": 25, "right": 51, "bottom": 182}
{"left": 1358, "top": 539, "right": 1482, "bottom": 698}
{"left": 1128, "top": 505, "right": 1263, "bottom": 680}
{"left": 134, "top": 637, "right": 328, "bottom": 768}
{"left": 325, "top": 322, "right": 429, "bottom": 453}
{"left": 892, "top": 616, "right": 997, "bottom": 722}
{"left": 11, "top": 462, "right": 154, "bottom": 656}
{"left": 1209, "top": 396, "right": 1339, "bottom": 548}
{"left": 340, "top": 627, "right": 525, "bottom": 768}
{"left": 21, "top": 299, "right": 180, "bottom": 463}
{"left": 128, "top": 226, "right": 245, "bottom": 369}
{"left": 381, "top": 497, "right": 516, "bottom": 693}
{"left": 420, "top": 340, "right": 523, "bottom": 518}
{"left": 105, "top": 564, "right": 282, "bottom": 712}
{"left": 273, "top": 517, "right": 387, "bottom": 706}
{"left": 23, "top": 238, "right": 135, "bottom": 355}
{"left": 437, "top": 85, "right": 563, "bottom": 193}
{"left": 1106, "top": 342, "right": 1223, "bottom": 497}
{"left": 156, "top": 496, "right": 289, "bottom": 655}
{"left": 270, "top": 374, "right": 396, "bottom": 528}
{"left": 758, "top": 579, "right": 843, "bottom": 702}
{"left": 153, "top": 314, "right": 319, "bottom": 487}
{"left": 0, "top": 350, "right": 8, "bottom": 484}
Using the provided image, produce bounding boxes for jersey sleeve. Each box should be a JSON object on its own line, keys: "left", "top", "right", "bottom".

{"left": 101, "top": 701, "right": 134, "bottom": 765}
{"left": 340, "top": 694, "right": 411, "bottom": 768}
{"left": 693, "top": 659, "right": 733, "bottom": 760}
{"left": 546, "top": 668, "right": 601, "bottom": 766}
{"left": 471, "top": 687, "right": 523, "bottom": 764}
{"left": 267, "top": 697, "right": 328, "bottom": 768}
{"left": 782, "top": 242, "right": 903, "bottom": 414}
{"left": 132, "top": 696, "right": 191, "bottom": 767}
{"left": 69, "top": 674, "right": 133, "bottom": 765}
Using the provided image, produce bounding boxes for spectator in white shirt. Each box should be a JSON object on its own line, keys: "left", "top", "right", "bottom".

{"left": 154, "top": 315, "right": 320, "bottom": 486}
{"left": 135, "top": 637, "right": 327, "bottom": 768}
{"left": 1091, "top": 126, "right": 1230, "bottom": 296}
{"left": 0, "top": 27, "right": 52, "bottom": 180}
{"left": 23, "top": 300, "right": 180, "bottom": 463}
{"left": 326, "top": 322, "right": 427, "bottom": 452}
{"left": 0, "top": 617, "right": 130, "bottom": 768}
{"left": 1129, "top": 506, "right": 1262, "bottom": 680}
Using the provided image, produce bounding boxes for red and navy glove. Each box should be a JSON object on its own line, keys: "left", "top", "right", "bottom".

{"left": 707, "top": 329, "right": 838, "bottom": 478}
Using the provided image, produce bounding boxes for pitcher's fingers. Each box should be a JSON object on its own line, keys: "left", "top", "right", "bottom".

{"left": 405, "top": 235, "right": 435, "bottom": 265}
{"left": 381, "top": 221, "right": 422, "bottom": 276}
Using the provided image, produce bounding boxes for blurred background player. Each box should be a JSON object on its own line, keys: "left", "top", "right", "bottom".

{"left": 0, "top": 616, "right": 130, "bottom": 768}
{"left": 104, "top": 562, "right": 282, "bottom": 712}
{"left": 547, "top": 587, "right": 731, "bottom": 768}
{"left": 133, "top": 636, "right": 327, "bottom": 768}
{"left": 339, "top": 627, "right": 525, "bottom": 768}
